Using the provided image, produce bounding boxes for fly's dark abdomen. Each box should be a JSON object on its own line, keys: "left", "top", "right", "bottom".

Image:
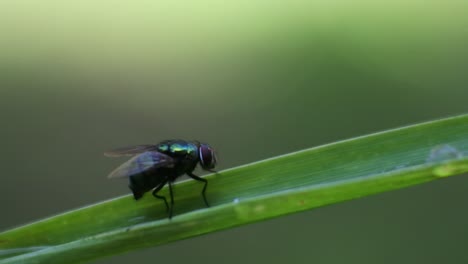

{"left": 128, "top": 169, "right": 165, "bottom": 200}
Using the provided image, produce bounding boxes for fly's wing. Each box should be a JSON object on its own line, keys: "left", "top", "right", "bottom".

{"left": 104, "top": 145, "right": 158, "bottom": 157}
{"left": 107, "top": 151, "right": 175, "bottom": 178}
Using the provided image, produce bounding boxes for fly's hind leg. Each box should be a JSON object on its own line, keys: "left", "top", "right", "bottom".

{"left": 152, "top": 180, "right": 169, "bottom": 213}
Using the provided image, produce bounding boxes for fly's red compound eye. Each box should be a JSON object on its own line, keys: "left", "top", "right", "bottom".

{"left": 199, "top": 144, "right": 217, "bottom": 170}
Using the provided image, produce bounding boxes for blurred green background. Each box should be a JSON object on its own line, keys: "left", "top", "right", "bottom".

{"left": 1, "top": 1, "right": 468, "bottom": 263}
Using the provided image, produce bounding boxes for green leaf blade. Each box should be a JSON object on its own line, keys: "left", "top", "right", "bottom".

{"left": 1, "top": 114, "right": 468, "bottom": 263}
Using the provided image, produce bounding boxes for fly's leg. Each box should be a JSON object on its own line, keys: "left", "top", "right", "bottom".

{"left": 168, "top": 181, "right": 174, "bottom": 219}
{"left": 152, "top": 180, "right": 169, "bottom": 213}
{"left": 187, "top": 172, "right": 210, "bottom": 207}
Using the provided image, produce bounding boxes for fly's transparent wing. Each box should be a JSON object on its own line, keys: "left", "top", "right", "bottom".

{"left": 104, "top": 145, "right": 158, "bottom": 157}
{"left": 107, "top": 151, "right": 174, "bottom": 178}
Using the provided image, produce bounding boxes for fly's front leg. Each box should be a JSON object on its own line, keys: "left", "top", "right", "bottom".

{"left": 187, "top": 172, "right": 209, "bottom": 207}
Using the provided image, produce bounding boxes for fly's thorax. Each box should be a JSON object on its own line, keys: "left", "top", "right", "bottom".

{"left": 157, "top": 140, "right": 198, "bottom": 160}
